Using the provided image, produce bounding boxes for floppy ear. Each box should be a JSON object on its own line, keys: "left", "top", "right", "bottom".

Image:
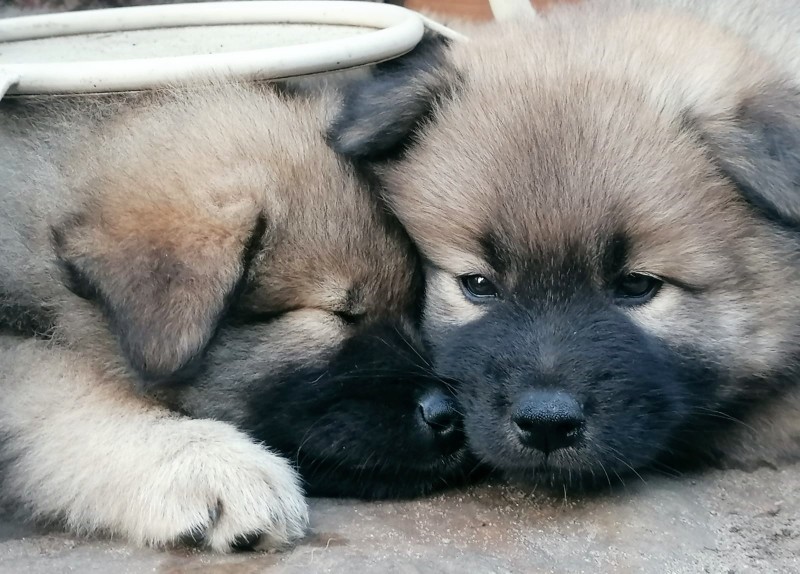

{"left": 699, "top": 82, "right": 800, "bottom": 229}
{"left": 328, "top": 32, "right": 460, "bottom": 160}
{"left": 53, "top": 200, "right": 265, "bottom": 383}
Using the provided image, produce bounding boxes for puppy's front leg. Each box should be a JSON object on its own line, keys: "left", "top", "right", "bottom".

{"left": 707, "top": 386, "right": 800, "bottom": 471}
{"left": 0, "top": 336, "right": 308, "bottom": 551}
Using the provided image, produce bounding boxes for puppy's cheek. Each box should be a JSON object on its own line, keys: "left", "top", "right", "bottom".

{"left": 624, "top": 285, "right": 778, "bottom": 381}
{"left": 279, "top": 308, "right": 346, "bottom": 341}
{"left": 624, "top": 286, "right": 731, "bottom": 365}
{"left": 225, "top": 309, "right": 346, "bottom": 375}
{"left": 263, "top": 309, "right": 347, "bottom": 365}
{"left": 623, "top": 285, "right": 683, "bottom": 339}
{"left": 422, "top": 270, "right": 489, "bottom": 348}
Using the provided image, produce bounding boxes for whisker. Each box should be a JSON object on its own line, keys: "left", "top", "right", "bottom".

{"left": 648, "top": 460, "right": 683, "bottom": 479}
{"left": 371, "top": 331, "right": 457, "bottom": 390}
{"left": 295, "top": 413, "right": 331, "bottom": 466}
{"left": 690, "top": 406, "right": 758, "bottom": 433}
{"left": 392, "top": 326, "right": 432, "bottom": 367}
{"left": 613, "top": 469, "right": 626, "bottom": 490}
{"left": 596, "top": 458, "right": 613, "bottom": 492}
{"left": 602, "top": 445, "right": 647, "bottom": 486}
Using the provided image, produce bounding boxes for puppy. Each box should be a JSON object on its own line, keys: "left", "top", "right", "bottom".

{"left": 330, "top": 0, "right": 800, "bottom": 489}
{"left": 0, "top": 83, "right": 468, "bottom": 551}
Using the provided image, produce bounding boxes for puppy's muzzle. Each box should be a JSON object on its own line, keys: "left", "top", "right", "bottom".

{"left": 418, "top": 388, "right": 463, "bottom": 454}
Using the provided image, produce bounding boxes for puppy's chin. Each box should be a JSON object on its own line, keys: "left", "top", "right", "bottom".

{"left": 227, "top": 320, "right": 479, "bottom": 501}
{"left": 302, "top": 448, "right": 477, "bottom": 500}
{"left": 468, "top": 430, "right": 665, "bottom": 493}
{"left": 291, "top": 386, "right": 477, "bottom": 499}
{"left": 458, "top": 378, "right": 685, "bottom": 493}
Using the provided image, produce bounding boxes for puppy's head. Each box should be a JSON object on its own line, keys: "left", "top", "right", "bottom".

{"left": 53, "top": 85, "right": 472, "bottom": 498}
{"left": 330, "top": 13, "right": 800, "bottom": 488}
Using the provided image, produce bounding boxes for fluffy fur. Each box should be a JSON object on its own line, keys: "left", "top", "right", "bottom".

{"left": 330, "top": 0, "right": 800, "bottom": 489}
{"left": 0, "top": 84, "right": 470, "bottom": 550}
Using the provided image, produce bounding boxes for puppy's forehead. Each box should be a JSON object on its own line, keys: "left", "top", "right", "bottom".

{"left": 390, "top": 72, "right": 746, "bottom": 284}
{"left": 246, "top": 179, "right": 418, "bottom": 315}
{"left": 162, "top": 88, "right": 420, "bottom": 316}
{"left": 380, "top": 11, "right": 774, "bottom": 280}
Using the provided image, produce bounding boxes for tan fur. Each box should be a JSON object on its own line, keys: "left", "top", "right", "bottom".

{"left": 0, "top": 84, "right": 420, "bottom": 550}
{"left": 0, "top": 335, "right": 305, "bottom": 551}
{"left": 401, "top": 1, "right": 800, "bottom": 383}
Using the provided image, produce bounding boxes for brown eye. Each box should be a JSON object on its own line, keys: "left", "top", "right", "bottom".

{"left": 614, "top": 273, "right": 662, "bottom": 304}
{"left": 460, "top": 274, "right": 499, "bottom": 301}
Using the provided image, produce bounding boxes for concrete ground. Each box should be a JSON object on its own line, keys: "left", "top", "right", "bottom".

{"left": 1, "top": 464, "right": 798, "bottom": 573}
{"left": 1, "top": 2, "right": 798, "bottom": 573}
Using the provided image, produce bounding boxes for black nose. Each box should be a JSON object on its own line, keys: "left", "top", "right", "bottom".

{"left": 418, "top": 390, "right": 459, "bottom": 439}
{"left": 512, "top": 391, "right": 585, "bottom": 454}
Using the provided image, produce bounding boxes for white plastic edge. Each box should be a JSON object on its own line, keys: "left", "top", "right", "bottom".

{"left": 0, "top": 72, "right": 20, "bottom": 99}
{"left": 488, "top": 0, "right": 537, "bottom": 20}
{"left": 0, "top": 1, "right": 464, "bottom": 95}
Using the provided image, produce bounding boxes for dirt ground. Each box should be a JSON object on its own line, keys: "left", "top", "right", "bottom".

{"left": 1, "top": 463, "right": 798, "bottom": 573}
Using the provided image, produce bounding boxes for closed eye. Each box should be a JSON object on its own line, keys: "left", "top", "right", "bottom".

{"left": 334, "top": 310, "right": 363, "bottom": 325}
{"left": 227, "top": 308, "right": 288, "bottom": 326}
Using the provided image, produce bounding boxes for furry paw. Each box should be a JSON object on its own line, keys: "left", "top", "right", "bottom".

{"left": 0, "top": 343, "right": 308, "bottom": 553}
{"left": 129, "top": 419, "right": 309, "bottom": 552}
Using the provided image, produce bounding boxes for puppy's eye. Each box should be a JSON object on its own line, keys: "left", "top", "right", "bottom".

{"left": 229, "top": 309, "right": 286, "bottom": 326}
{"left": 614, "top": 273, "right": 662, "bottom": 304}
{"left": 460, "top": 274, "right": 499, "bottom": 301}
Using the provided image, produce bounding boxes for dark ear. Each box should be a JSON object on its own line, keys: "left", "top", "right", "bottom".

{"left": 53, "top": 202, "right": 265, "bottom": 383}
{"left": 700, "top": 82, "right": 800, "bottom": 229}
{"left": 328, "top": 32, "right": 460, "bottom": 160}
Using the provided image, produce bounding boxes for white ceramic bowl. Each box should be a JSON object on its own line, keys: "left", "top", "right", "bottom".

{"left": 0, "top": 1, "right": 463, "bottom": 98}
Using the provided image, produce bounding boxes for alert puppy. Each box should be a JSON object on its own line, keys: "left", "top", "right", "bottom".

{"left": 331, "top": 0, "right": 800, "bottom": 488}
{"left": 0, "top": 84, "right": 468, "bottom": 550}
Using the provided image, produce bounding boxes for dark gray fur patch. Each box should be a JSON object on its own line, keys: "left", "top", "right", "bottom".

{"left": 699, "top": 82, "right": 800, "bottom": 229}
{"left": 328, "top": 32, "right": 460, "bottom": 161}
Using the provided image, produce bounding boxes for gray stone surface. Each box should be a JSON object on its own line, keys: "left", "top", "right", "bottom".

{"left": 1, "top": 464, "right": 798, "bottom": 573}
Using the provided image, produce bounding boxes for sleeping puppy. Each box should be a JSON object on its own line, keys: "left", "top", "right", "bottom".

{"left": 0, "top": 83, "right": 468, "bottom": 551}
{"left": 330, "top": 0, "right": 800, "bottom": 490}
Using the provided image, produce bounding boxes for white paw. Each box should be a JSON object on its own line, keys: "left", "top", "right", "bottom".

{"left": 0, "top": 342, "right": 308, "bottom": 553}
{"left": 112, "top": 419, "right": 309, "bottom": 552}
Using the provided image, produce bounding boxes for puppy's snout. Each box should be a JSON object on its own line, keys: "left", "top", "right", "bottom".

{"left": 512, "top": 391, "right": 585, "bottom": 454}
{"left": 418, "top": 390, "right": 464, "bottom": 455}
